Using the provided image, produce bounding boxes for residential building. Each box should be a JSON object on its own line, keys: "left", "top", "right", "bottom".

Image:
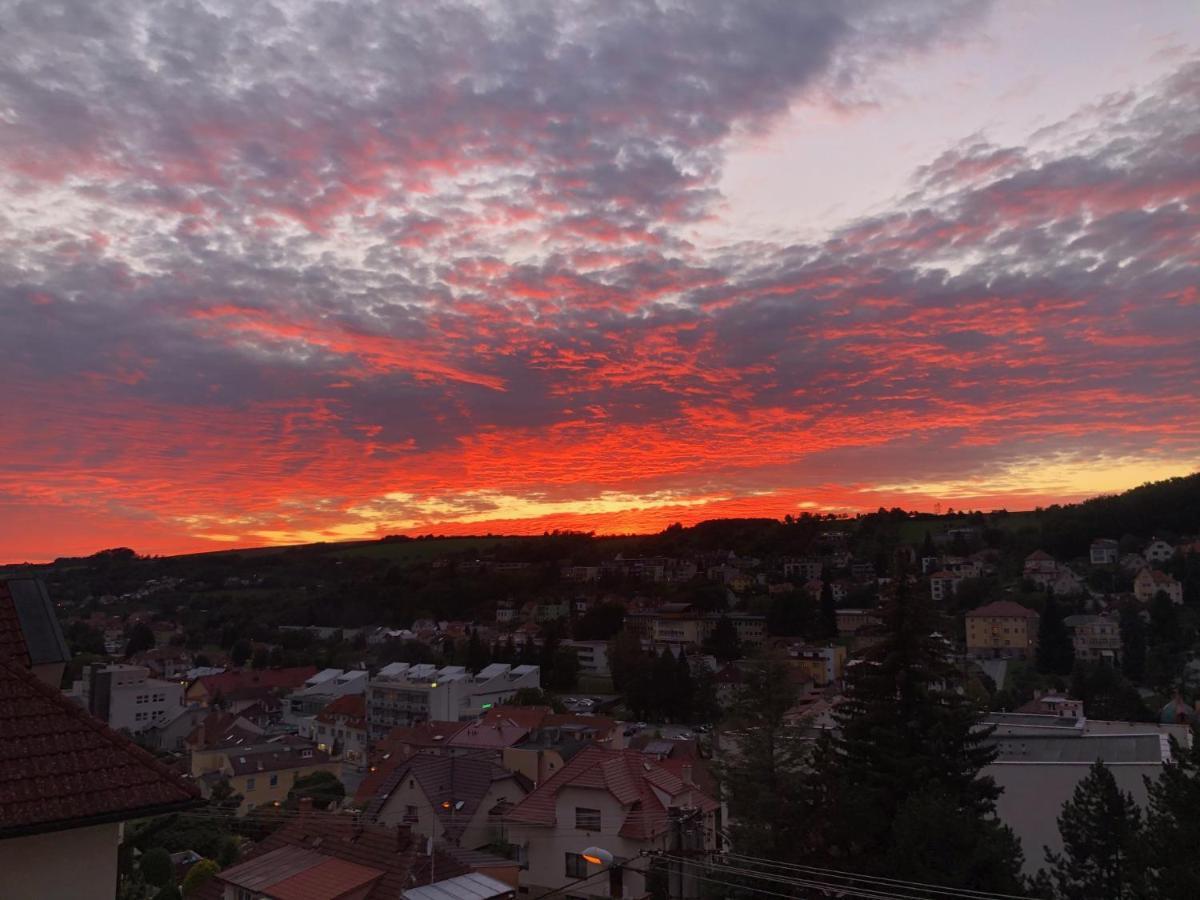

{"left": 835, "top": 608, "right": 882, "bottom": 637}
{"left": 781, "top": 644, "right": 846, "bottom": 686}
{"left": 504, "top": 746, "right": 719, "bottom": 899}
{"left": 782, "top": 558, "right": 822, "bottom": 581}
{"left": 74, "top": 663, "right": 185, "bottom": 734}
{"left": 1048, "top": 567, "right": 1085, "bottom": 596}
{"left": 313, "top": 694, "right": 370, "bottom": 766}
{"left": 0, "top": 655, "right": 199, "bottom": 900}
{"left": 560, "top": 639, "right": 610, "bottom": 677}
{"left": 1134, "top": 568, "right": 1184, "bottom": 604}
{"left": 283, "top": 667, "right": 368, "bottom": 730}
{"left": 928, "top": 570, "right": 962, "bottom": 603}
{"left": 1023, "top": 550, "right": 1058, "bottom": 580}
{"left": 965, "top": 601, "right": 1039, "bottom": 659}
{"left": 1144, "top": 539, "right": 1175, "bottom": 563}
{"left": 186, "top": 665, "right": 318, "bottom": 709}
{"left": 366, "top": 663, "right": 541, "bottom": 739}
{"left": 1064, "top": 614, "right": 1122, "bottom": 662}
{"left": 192, "top": 805, "right": 470, "bottom": 900}
{"left": 1089, "top": 539, "right": 1120, "bottom": 565}
{"left": 362, "top": 753, "right": 529, "bottom": 849}
{"left": 204, "top": 741, "right": 339, "bottom": 815}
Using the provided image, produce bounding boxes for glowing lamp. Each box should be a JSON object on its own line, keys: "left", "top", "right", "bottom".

{"left": 581, "top": 847, "right": 613, "bottom": 866}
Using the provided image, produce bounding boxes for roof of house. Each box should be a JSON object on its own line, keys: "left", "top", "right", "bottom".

{"left": 218, "top": 845, "right": 385, "bottom": 900}
{"left": 362, "top": 753, "right": 523, "bottom": 841}
{"left": 403, "top": 872, "right": 515, "bottom": 900}
{"left": 226, "top": 743, "right": 331, "bottom": 776}
{"left": 194, "top": 806, "right": 469, "bottom": 900}
{"left": 479, "top": 705, "right": 552, "bottom": 732}
{"left": 316, "top": 694, "right": 367, "bottom": 729}
{"left": 1026, "top": 550, "right": 1055, "bottom": 562}
{"left": 0, "top": 654, "right": 201, "bottom": 838}
{"left": 447, "top": 719, "right": 533, "bottom": 750}
{"left": 966, "top": 601, "right": 1039, "bottom": 619}
{"left": 504, "top": 746, "right": 717, "bottom": 841}
{"left": 0, "top": 578, "right": 70, "bottom": 669}
{"left": 191, "top": 666, "right": 318, "bottom": 698}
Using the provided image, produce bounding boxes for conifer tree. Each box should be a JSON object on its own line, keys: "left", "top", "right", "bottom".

{"left": 818, "top": 580, "right": 837, "bottom": 639}
{"left": 1119, "top": 605, "right": 1146, "bottom": 683}
{"left": 799, "top": 574, "right": 1024, "bottom": 892}
{"left": 1141, "top": 726, "right": 1200, "bottom": 899}
{"left": 1037, "top": 593, "right": 1075, "bottom": 676}
{"left": 1044, "top": 760, "right": 1142, "bottom": 900}
{"left": 715, "top": 650, "right": 809, "bottom": 860}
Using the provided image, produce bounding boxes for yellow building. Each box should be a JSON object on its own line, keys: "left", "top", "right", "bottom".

{"left": 206, "top": 743, "right": 340, "bottom": 815}
{"left": 966, "top": 601, "right": 1039, "bottom": 659}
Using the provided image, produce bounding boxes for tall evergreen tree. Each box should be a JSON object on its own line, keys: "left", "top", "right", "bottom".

{"left": 1119, "top": 605, "right": 1146, "bottom": 683}
{"left": 674, "top": 651, "right": 695, "bottom": 722}
{"left": 715, "top": 650, "right": 809, "bottom": 860}
{"left": 703, "top": 615, "right": 741, "bottom": 662}
{"left": 798, "top": 575, "right": 1024, "bottom": 892}
{"left": 818, "top": 580, "right": 837, "bottom": 640}
{"left": 1141, "top": 726, "right": 1200, "bottom": 899}
{"left": 1044, "top": 760, "right": 1142, "bottom": 900}
{"left": 1037, "top": 593, "right": 1075, "bottom": 676}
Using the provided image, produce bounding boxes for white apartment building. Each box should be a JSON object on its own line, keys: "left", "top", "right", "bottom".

{"left": 366, "top": 662, "right": 540, "bottom": 740}
{"left": 74, "top": 664, "right": 185, "bottom": 733}
{"left": 282, "top": 667, "right": 368, "bottom": 731}
{"left": 560, "top": 640, "right": 610, "bottom": 677}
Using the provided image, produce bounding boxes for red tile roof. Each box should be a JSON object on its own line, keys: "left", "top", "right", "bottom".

{"left": 219, "top": 845, "right": 385, "bottom": 900}
{"left": 316, "top": 694, "right": 367, "bottom": 729}
{"left": 362, "top": 753, "right": 524, "bottom": 841}
{"left": 504, "top": 746, "right": 716, "bottom": 841}
{"left": 193, "top": 807, "right": 468, "bottom": 900}
{"left": 0, "top": 581, "right": 30, "bottom": 666}
{"left": 191, "top": 666, "right": 318, "bottom": 700}
{"left": 0, "top": 654, "right": 201, "bottom": 837}
{"left": 966, "top": 601, "right": 1039, "bottom": 619}
{"left": 479, "top": 705, "right": 552, "bottom": 731}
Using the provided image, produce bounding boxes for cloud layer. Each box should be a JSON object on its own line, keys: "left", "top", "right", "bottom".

{"left": 1, "top": 0, "right": 1197, "bottom": 559}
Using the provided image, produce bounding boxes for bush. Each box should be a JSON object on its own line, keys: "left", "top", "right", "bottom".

{"left": 181, "top": 860, "right": 219, "bottom": 897}
{"left": 140, "top": 846, "right": 173, "bottom": 886}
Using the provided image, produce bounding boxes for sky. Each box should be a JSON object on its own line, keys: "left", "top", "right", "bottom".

{"left": 1, "top": 0, "right": 1198, "bottom": 562}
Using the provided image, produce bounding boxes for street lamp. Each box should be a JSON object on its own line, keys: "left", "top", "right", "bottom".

{"left": 581, "top": 847, "right": 613, "bottom": 866}
{"left": 580, "top": 847, "right": 622, "bottom": 899}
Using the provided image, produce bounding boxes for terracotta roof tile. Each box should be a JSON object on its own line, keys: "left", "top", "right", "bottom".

{"left": 966, "top": 600, "right": 1039, "bottom": 619}
{"left": 504, "top": 746, "right": 716, "bottom": 841}
{"left": 0, "top": 655, "right": 200, "bottom": 837}
{"left": 0, "top": 581, "right": 29, "bottom": 666}
{"left": 194, "top": 809, "right": 468, "bottom": 900}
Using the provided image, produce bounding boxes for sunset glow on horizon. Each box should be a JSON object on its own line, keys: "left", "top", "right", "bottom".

{"left": 2, "top": 0, "right": 1199, "bottom": 562}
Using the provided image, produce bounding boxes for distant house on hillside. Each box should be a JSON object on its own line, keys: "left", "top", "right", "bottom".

{"left": 965, "top": 601, "right": 1039, "bottom": 660}
{"left": 1134, "top": 568, "right": 1184, "bottom": 605}
{"left": 1089, "top": 539, "right": 1120, "bottom": 565}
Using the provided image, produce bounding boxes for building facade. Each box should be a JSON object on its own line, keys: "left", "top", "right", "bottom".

{"left": 965, "top": 601, "right": 1039, "bottom": 659}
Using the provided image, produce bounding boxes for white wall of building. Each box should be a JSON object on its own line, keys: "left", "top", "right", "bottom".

{"left": 0, "top": 823, "right": 121, "bottom": 900}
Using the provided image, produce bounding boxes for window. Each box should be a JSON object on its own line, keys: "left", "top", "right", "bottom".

{"left": 565, "top": 852, "right": 588, "bottom": 878}
{"left": 270, "top": 774, "right": 278, "bottom": 787}
{"left": 575, "top": 807, "right": 601, "bottom": 831}
{"left": 404, "top": 804, "right": 419, "bottom": 823}
{"left": 246, "top": 777, "right": 256, "bottom": 791}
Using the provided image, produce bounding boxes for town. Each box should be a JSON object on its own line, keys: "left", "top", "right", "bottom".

{"left": 3, "top": 474, "right": 1199, "bottom": 899}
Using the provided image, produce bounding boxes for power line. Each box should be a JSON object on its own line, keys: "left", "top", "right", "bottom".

{"left": 721, "top": 853, "right": 1030, "bottom": 900}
